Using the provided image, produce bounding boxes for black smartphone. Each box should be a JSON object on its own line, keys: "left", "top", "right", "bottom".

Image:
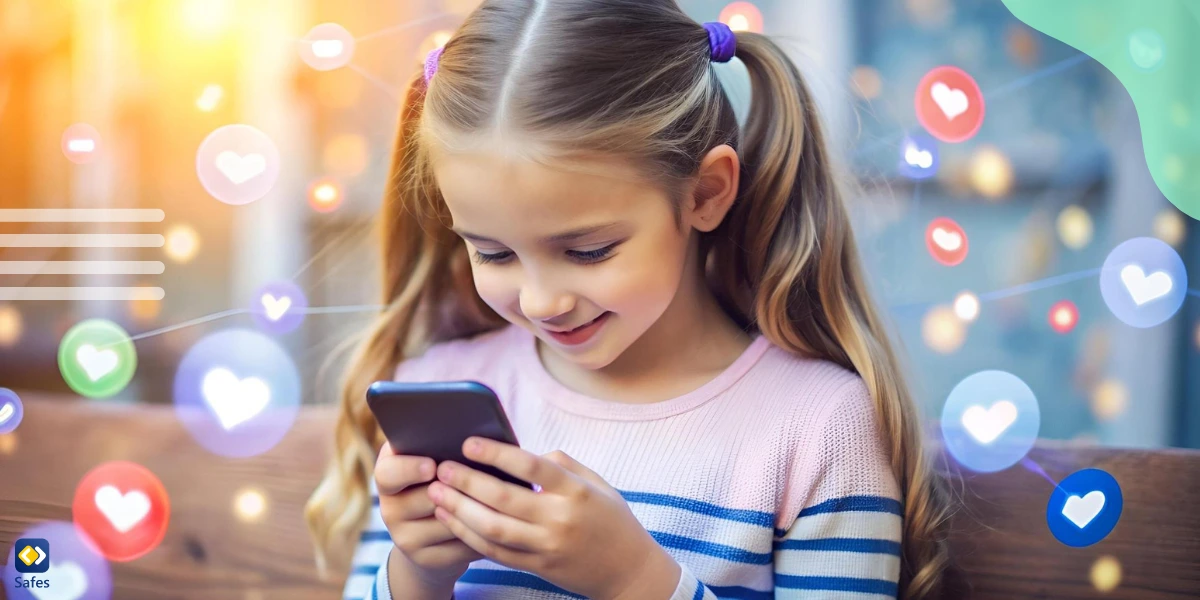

{"left": 366, "top": 380, "right": 535, "bottom": 490}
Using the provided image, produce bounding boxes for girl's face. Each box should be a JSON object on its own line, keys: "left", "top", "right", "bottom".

{"left": 433, "top": 150, "right": 692, "bottom": 370}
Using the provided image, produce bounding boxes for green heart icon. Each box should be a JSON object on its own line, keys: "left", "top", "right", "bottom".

{"left": 57, "top": 319, "right": 138, "bottom": 399}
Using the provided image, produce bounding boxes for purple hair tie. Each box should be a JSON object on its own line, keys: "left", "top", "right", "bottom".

{"left": 424, "top": 46, "right": 444, "bottom": 86}
{"left": 703, "top": 21, "right": 737, "bottom": 63}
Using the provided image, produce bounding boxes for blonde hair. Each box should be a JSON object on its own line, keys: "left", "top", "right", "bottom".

{"left": 305, "top": 1, "right": 951, "bottom": 596}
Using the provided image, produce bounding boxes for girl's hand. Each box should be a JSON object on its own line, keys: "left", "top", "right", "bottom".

{"left": 427, "top": 437, "right": 682, "bottom": 600}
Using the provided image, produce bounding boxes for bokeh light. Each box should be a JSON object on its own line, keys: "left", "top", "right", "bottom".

{"left": 0, "top": 432, "right": 16, "bottom": 456}
{"left": 0, "top": 304, "right": 22, "bottom": 347}
{"left": 417, "top": 29, "right": 455, "bottom": 60}
{"left": 905, "top": 0, "right": 953, "bottom": 28}
{"left": 719, "top": 2, "right": 764, "bottom": 33}
{"left": 234, "top": 488, "right": 268, "bottom": 523}
{"left": 181, "top": 0, "right": 232, "bottom": 36}
{"left": 922, "top": 305, "right": 966, "bottom": 353}
{"left": 850, "top": 66, "right": 883, "bottom": 100}
{"left": 953, "top": 291, "right": 980, "bottom": 322}
{"left": 164, "top": 224, "right": 201, "bottom": 264}
{"left": 1091, "top": 379, "right": 1129, "bottom": 421}
{"left": 1049, "top": 300, "right": 1079, "bottom": 334}
{"left": 322, "top": 133, "right": 370, "bottom": 178}
{"left": 1056, "top": 205, "right": 1093, "bottom": 250}
{"left": 1153, "top": 209, "right": 1186, "bottom": 247}
{"left": 1090, "top": 555, "right": 1122, "bottom": 592}
{"left": 969, "top": 145, "right": 1014, "bottom": 199}
{"left": 196, "top": 84, "right": 224, "bottom": 112}
{"left": 308, "top": 178, "right": 344, "bottom": 213}
{"left": 128, "top": 289, "right": 163, "bottom": 324}
{"left": 1005, "top": 24, "right": 1040, "bottom": 66}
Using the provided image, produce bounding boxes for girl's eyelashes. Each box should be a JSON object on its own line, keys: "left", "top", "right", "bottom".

{"left": 472, "top": 242, "right": 620, "bottom": 265}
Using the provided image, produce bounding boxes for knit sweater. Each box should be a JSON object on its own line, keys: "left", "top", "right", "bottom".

{"left": 344, "top": 323, "right": 902, "bottom": 600}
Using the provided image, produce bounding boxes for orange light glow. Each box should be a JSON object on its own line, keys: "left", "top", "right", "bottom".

{"left": 719, "top": 2, "right": 764, "bottom": 34}
{"left": 308, "top": 178, "right": 344, "bottom": 213}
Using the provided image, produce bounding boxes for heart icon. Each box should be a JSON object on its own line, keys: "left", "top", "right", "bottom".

{"left": 214, "top": 151, "right": 266, "bottom": 185}
{"left": 905, "top": 144, "right": 933, "bottom": 169}
{"left": 27, "top": 560, "right": 88, "bottom": 600}
{"left": 1119, "top": 264, "right": 1172, "bottom": 305}
{"left": 0, "top": 402, "right": 13, "bottom": 425}
{"left": 931, "top": 227, "right": 962, "bottom": 251}
{"left": 311, "top": 39, "right": 344, "bottom": 59}
{"left": 202, "top": 367, "right": 271, "bottom": 431}
{"left": 94, "top": 484, "right": 151, "bottom": 533}
{"left": 930, "top": 82, "right": 969, "bottom": 121}
{"left": 76, "top": 344, "right": 119, "bottom": 382}
{"left": 261, "top": 294, "right": 292, "bottom": 321}
{"left": 960, "top": 400, "right": 1018, "bottom": 445}
{"left": 1062, "top": 490, "right": 1106, "bottom": 529}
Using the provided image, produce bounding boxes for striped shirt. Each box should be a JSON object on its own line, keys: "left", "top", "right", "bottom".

{"left": 344, "top": 324, "right": 902, "bottom": 599}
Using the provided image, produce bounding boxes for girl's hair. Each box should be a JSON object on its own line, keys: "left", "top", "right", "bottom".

{"left": 305, "top": 0, "right": 951, "bottom": 596}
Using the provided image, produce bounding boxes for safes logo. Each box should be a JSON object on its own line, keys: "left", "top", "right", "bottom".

{"left": 14, "top": 538, "right": 49, "bottom": 574}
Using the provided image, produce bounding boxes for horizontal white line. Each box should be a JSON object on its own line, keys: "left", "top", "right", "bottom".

{"left": 0, "top": 234, "right": 165, "bottom": 247}
{"left": 0, "top": 287, "right": 165, "bottom": 301}
{"left": 0, "top": 261, "right": 166, "bottom": 274}
{"left": 0, "top": 209, "right": 165, "bottom": 222}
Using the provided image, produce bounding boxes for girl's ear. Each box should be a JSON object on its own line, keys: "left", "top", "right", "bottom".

{"left": 687, "top": 144, "right": 740, "bottom": 233}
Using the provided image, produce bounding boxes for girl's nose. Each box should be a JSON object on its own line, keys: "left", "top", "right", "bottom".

{"left": 519, "top": 278, "right": 574, "bottom": 323}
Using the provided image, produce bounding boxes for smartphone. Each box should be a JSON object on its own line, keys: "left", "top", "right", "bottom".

{"left": 366, "top": 380, "right": 535, "bottom": 490}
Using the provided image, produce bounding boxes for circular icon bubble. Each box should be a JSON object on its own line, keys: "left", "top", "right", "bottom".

{"left": 941, "top": 370, "right": 1040, "bottom": 473}
{"left": 1048, "top": 299, "right": 1079, "bottom": 334}
{"left": 62, "top": 123, "right": 102, "bottom": 164}
{"left": 72, "top": 461, "right": 170, "bottom": 562}
{"left": 196, "top": 124, "right": 281, "bottom": 206}
{"left": 1128, "top": 28, "right": 1166, "bottom": 73}
{"left": 925, "top": 217, "right": 968, "bottom": 266}
{"left": 0, "top": 387, "right": 23, "bottom": 434}
{"left": 58, "top": 319, "right": 137, "bottom": 399}
{"left": 299, "top": 23, "right": 356, "bottom": 71}
{"left": 174, "top": 328, "right": 301, "bottom": 458}
{"left": 898, "top": 132, "right": 939, "bottom": 180}
{"left": 915, "top": 66, "right": 985, "bottom": 144}
{"left": 4, "top": 521, "right": 113, "bottom": 600}
{"left": 1100, "top": 237, "right": 1186, "bottom": 328}
{"left": 1047, "top": 468, "right": 1123, "bottom": 547}
{"left": 251, "top": 281, "right": 307, "bottom": 335}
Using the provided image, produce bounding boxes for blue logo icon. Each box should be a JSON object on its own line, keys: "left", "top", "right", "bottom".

{"left": 1046, "top": 468, "right": 1123, "bottom": 547}
{"left": 13, "top": 539, "right": 48, "bottom": 574}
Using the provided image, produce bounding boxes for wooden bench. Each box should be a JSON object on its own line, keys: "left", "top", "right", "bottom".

{"left": 1, "top": 395, "right": 1198, "bottom": 599}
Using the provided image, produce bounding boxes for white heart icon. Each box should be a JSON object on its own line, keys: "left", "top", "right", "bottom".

{"left": 1062, "top": 490, "right": 1106, "bottom": 529}
{"left": 202, "top": 367, "right": 271, "bottom": 431}
{"left": 311, "top": 39, "right": 344, "bottom": 59}
{"left": 261, "top": 294, "right": 293, "bottom": 321}
{"left": 214, "top": 151, "right": 266, "bottom": 185}
{"left": 27, "top": 560, "right": 88, "bottom": 600}
{"left": 960, "top": 400, "right": 1018, "bottom": 445}
{"left": 0, "top": 402, "right": 13, "bottom": 425}
{"left": 94, "top": 484, "right": 151, "bottom": 533}
{"left": 931, "top": 227, "right": 962, "bottom": 252}
{"left": 930, "top": 82, "right": 969, "bottom": 121}
{"left": 905, "top": 144, "right": 933, "bottom": 169}
{"left": 76, "top": 344, "right": 119, "bottom": 382}
{"left": 1119, "top": 264, "right": 1172, "bottom": 306}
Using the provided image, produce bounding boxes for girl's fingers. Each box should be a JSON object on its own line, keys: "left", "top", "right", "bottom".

{"left": 408, "top": 538, "right": 484, "bottom": 571}
{"left": 390, "top": 516, "right": 462, "bottom": 551}
{"left": 431, "top": 482, "right": 546, "bottom": 552}
{"left": 461, "top": 437, "right": 575, "bottom": 494}
{"left": 435, "top": 460, "right": 543, "bottom": 523}
{"left": 376, "top": 447, "right": 437, "bottom": 495}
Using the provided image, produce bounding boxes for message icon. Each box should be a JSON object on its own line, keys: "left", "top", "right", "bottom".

{"left": 57, "top": 319, "right": 137, "bottom": 399}
{"left": 1047, "top": 468, "right": 1123, "bottom": 547}
{"left": 925, "top": 217, "right": 968, "bottom": 266}
{"left": 196, "top": 124, "right": 281, "bottom": 206}
{"left": 898, "top": 133, "right": 939, "bottom": 180}
{"left": 72, "top": 461, "right": 170, "bottom": 562}
{"left": 299, "top": 23, "right": 356, "bottom": 71}
{"left": 1100, "top": 237, "right": 1186, "bottom": 328}
{"left": 61, "top": 123, "right": 102, "bottom": 164}
{"left": 251, "top": 281, "right": 307, "bottom": 335}
{"left": 915, "top": 66, "right": 985, "bottom": 143}
{"left": 941, "top": 370, "right": 1040, "bottom": 473}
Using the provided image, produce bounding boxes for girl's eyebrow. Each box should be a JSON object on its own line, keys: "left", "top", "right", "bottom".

{"left": 452, "top": 221, "right": 626, "bottom": 245}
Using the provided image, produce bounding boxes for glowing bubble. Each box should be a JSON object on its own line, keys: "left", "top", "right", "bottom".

{"left": 1056, "top": 205, "right": 1093, "bottom": 250}
{"left": 1091, "top": 556, "right": 1122, "bottom": 593}
{"left": 57, "top": 319, "right": 138, "bottom": 399}
{"left": 308, "top": 178, "right": 344, "bottom": 213}
{"left": 851, "top": 66, "right": 882, "bottom": 100}
{"left": 1048, "top": 300, "right": 1079, "bottom": 334}
{"left": 0, "top": 388, "right": 23, "bottom": 434}
{"left": 196, "top": 84, "right": 224, "bottom": 112}
{"left": 164, "top": 224, "right": 201, "bottom": 264}
{"left": 1127, "top": 27, "right": 1166, "bottom": 72}
{"left": 969, "top": 145, "right": 1014, "bottom": 198}
{"left": 299, "top": 23, "right": 355, "bottom": 71}
{"left": 915, "top": 66, "right": 985, "bottom": 143}
{"left": 62, "top": 123, "right": 101, "bottom": 164}
{"left": 196, "top": 124, "right": 281, "bottom": 206}
{"left": 1099, "top": 237, "right": 1186, "bottom": 328}
{"left": 323, "top": 133, "right": 369, "bottom": 177}
{"left": 719, "top": 2, "right": 764, "bottom": 33}
{"left": 922, "top": 305, "right": 966, "bottom": 354}
{"left": 925, "top": 217, "right": 969, "bottom": 266}
{"left": 1153, "top": 209, "right": 1186, "bottom": 247}
{"left": 941, "top": 370, "right": 1040, "bottom": 472}
{"left": 234, "top": 488, "right": 267, "bottom": 523}
{"left": 72, "top": 461, "right": 171, "bottom": 562}
{"left": 899, "top": 133, "right": 939, "bottom": 180}
{"left": 1091, "top": 379, "right": 1128, "bottom": 421}
{"left": 251, "top": 281, "right": 308, "bottom": 335}
{"left": 953, "top": 292, "right": 979, "bottom": 322}
{"left": 0, "top": 304, "right": 23, "bottom": 347}
{"left": 1047, "top": 468, "right": 1123, "bottom": 547}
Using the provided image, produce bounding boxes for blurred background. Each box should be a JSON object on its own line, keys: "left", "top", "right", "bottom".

{"left": 0, "top": 0, "right": 1196, "bottom": 451}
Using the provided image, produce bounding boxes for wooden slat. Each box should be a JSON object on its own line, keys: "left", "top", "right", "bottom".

{"left": 2, "top": 395, "right": 1199, "bottom": 599}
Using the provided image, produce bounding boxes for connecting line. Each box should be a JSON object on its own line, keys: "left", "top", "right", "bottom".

{"left": 983, "top": 52, "right": 1094, "bottom": 101}
{"left": 348, "top": 64, "right": 401, "bottom": 102}
{"left": 1188, "top": 289, "right": 1200, "bottom": 299}
{"left": 888, "top": 268, "right": 1101, "bottom": 313}
{"left": 124, "top": 304, "right": 388, "bottom": 344}
{"left": 1020, "top": 456, "right": 1059, "bottom": 487}
{"left": 354, "top": 13, "right": 451, "bottom": 43}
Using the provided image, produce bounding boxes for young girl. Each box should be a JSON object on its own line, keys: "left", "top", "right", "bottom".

{"left": 307, "top": 1, "right": 950, "bottom": 598}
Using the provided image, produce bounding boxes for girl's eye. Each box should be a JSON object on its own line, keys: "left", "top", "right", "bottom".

{"left": 471, "top": 243, "right": 618, "bottom": 265}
